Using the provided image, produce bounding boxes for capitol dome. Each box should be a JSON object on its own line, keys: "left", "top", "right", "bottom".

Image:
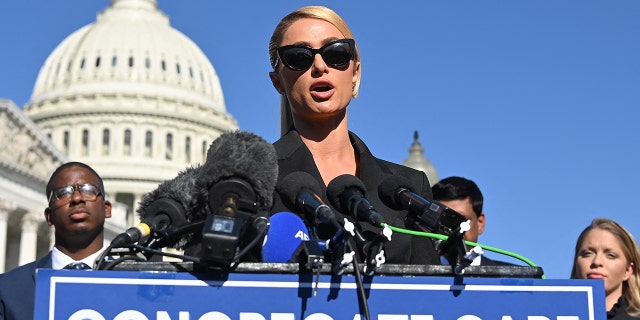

{"left": 23, "top": 0, "right": 238, "bottom": 223}
{"left": 403, "top": 131, "right": 438, "bottom": 186}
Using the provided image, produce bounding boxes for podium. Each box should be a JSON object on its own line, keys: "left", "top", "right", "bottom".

{"left": 34, "top": 262, "right": 605, "bottom": 320}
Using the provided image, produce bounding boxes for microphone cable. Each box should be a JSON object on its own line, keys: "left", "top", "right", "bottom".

{"left": 95, "top": 243, "right": 116, "bottom": 270}
{"left": 346, "top": 241, "right": 371, "bottom": 320}
{"left": 98, "top": 219, "right": 269, "bottom": 270}
{"left": 96, "top": 243, "right": 204, "bottom": 270}
{"left": 130, "top": 245, "right": 203, "bottom": 263}
{"left": 381, "top": 223, "right": 544, "bottom": 278}
{"left": 100, "top": 253, "right": 147, "bottom": 271}
{"left": 229, "top": 227, "right": 269, "bottom": 269}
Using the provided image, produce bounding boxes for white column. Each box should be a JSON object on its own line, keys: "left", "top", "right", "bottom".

{"left": 0, "top": 207, "right": 9, "bottom": 273}
{"left": 18, "top": 213, "right": 40, "bottom": 266}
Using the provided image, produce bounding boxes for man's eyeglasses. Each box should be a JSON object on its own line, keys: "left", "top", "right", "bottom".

{"left": 275, "top": 38, "right": 356, "bottom": 71}
{"left": 48, "top": 183, "right": 103, "bottom": 204}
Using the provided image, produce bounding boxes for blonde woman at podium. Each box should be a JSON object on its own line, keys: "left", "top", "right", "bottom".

{"left": 571, "top": 218, "right": 640, "bottom": 319}
{"left": 267, "top": 5, "right": 440, "bottom": 265}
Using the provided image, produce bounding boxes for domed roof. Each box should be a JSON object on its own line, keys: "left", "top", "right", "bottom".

{"left": 28, "top": 0, "right": 225, "bottom": 112}
{"left": 403, "top": 131, "right": 439, "bottom": 186}
{"left": 20, "top": 0, "right": 238, "bottom": 214}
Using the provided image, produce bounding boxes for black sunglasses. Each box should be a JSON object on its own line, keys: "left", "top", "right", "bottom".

{"left": 275, "top": 39, "right": 356, "bottom": 71}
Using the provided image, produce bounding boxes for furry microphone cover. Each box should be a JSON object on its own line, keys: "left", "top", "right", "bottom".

{"left": 192, "top": 130, "right": 278, "bottom": 215}
{"left": 136, "top": 164, "right": 204, "bottom": 248}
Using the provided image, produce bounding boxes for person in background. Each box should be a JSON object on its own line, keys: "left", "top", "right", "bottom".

{"left": 571, "top": 218, "right": 640, "bottom": 319}
{"left": 0, "top": 162, "right": 112, "bottom": 320}
{"left": 267, "top": 5, "right": 439, "bottom": 265}
{"left": 432, "top": 176, "right": 515, "bottom": 266}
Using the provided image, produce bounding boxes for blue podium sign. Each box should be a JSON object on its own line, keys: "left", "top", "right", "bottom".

{"left": 35, "top": 269, "right": 605, "bottom": 320}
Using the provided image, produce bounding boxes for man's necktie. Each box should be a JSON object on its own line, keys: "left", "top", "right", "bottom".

{"left": 63, "top": 262, "right": 92, "bottom": 270}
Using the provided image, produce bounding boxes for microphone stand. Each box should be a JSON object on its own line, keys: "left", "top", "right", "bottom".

{"left": 326, "top": 218, "right": 358, "bottom": 276}
{"left": 145, "top": 221, "right": 205, "bottom": 249}
{"left": 429, "top": 219, "right": 473, "bottom": 275}
{"left": 362, "top": 224, "right": 392, "bottom": 276}
{"left": 455, "top": 246, "right": 483, "bottom": 275}
{"left": 406, "top": 203, "right": 475, "bottom": 275}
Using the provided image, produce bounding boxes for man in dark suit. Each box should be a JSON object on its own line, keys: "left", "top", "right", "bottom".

{"left": 432, "top": 176, "right": 515, "bottom": 266}
{"left": 0, "top": 162, "right": 112, "bottom": 320}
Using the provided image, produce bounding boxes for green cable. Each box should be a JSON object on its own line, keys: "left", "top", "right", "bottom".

{"left": 383, "top": 224, "right": 543, "bottom": 275}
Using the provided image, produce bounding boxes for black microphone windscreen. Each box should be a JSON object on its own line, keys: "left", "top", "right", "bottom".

{"left": 326, "top": 174, "right": 367, "bottom": 213}
{"left": 137, "top": 164, "right": 203, "bottom": 222}
{"left": 194, "top": 130, "right": 278, "bottom": 209}
{"left": 277, "top": 171, "right": 323, "bottom": 211}
{"left": 136, "top": 164, "right": 204, "bottom": 248}
{"left": 378, "top": 175, "right": 415, "bottom": 211}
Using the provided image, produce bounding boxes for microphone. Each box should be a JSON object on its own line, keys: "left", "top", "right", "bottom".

{"left": 262, "top": 212, "right": 325, "bottom": 272}
{"left": 378, "top": 175, "right": 472, "bottom": 269}
{"left": 277, "top": 171, "right": 341, "bottom": 230}
{"left": 327, "top": 174, "right": 393, "bottom": 275}
{"left": 111, "top": 165, "right": 202, "bottom": 248}
{"left": 192, "top": 130, "right": 278, "bottom": 265}
{"left": 262, "top": 212, "right": 311, "bottom": 262}
{"left": 326, "top": 174, "right": 385, "bottom": 227}
{"left": 377, "top": 175, "right": 468, "bottom": 236}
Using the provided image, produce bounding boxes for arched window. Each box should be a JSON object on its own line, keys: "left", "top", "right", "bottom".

{"left": 202, "top": 140, "right": 207, "bottom": 161}
{"left": 102, "top": 129, "right": 110, "bottom": 156}
{"left": 63, "top": 131, "right": 69, "bottom": 154}
{"left": 145, "top": 131, "right": 153, "bottom": 157}
{"left": 185, "top": 136, "right": 191, "bottom": 163}
{"left": 82, "top": 129, "right": 89, "bottom": 156}
{"left": 95, "top": 57, "right": 101, "bottom": 67}
{"left": 124, "top": 129, "right": 132, "bottom": 156}
{"left": 165, "top": 133, "right": 173, "bottom": 160}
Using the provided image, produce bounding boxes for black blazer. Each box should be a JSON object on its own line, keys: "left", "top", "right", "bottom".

{"left": 0, "top": 252, "right": 52, "bottom": 320}
{"left": 271, "top": 130, "right": 440, "bottom": 265}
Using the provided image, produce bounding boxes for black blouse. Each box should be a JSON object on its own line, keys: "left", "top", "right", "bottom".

{"left": 608, "top": 296, "right": 640, "bottom": 319}
{"left": 271, "top": 129, "right": 440, "bottom": 265}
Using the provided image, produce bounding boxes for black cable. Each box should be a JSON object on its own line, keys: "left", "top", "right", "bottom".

{"left": 101, "top": 254, "right": 147, "bottom": 270}
{"left": 130, "top": 244, "right": 202, "bottom": 263}
{"left": 232, "top": 228, "right": 267, "bottom": 262}
{"left": 94, "top": 243, "right": 115, "bottom": 270}
{"left": 348, "top": 242, "right": 370, "bottom": 320}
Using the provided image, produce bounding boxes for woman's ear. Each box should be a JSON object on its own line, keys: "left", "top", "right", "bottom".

{"left": 624, "top": 262, "right": 634, "bottom": 281}
{"left": 351, "top": 61, "right": 361, "bottom": 96}
{"left": 269, "top": 71, "right": 285, "bottom": 94}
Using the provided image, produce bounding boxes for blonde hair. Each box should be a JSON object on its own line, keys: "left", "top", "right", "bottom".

{"left": 571, "top": 218, "right": 640, "bottom": 316}
{"left": 268, "top": 6, "right": 361, "bottom": 135}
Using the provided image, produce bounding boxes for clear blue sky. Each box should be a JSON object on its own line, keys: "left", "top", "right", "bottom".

{"left": 1, "top": 1, "right": 639, "bottom": 280}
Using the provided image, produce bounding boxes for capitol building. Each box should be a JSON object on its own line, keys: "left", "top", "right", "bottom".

{"left": 0, "top": 0, "right": 436, "bottom": 273}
